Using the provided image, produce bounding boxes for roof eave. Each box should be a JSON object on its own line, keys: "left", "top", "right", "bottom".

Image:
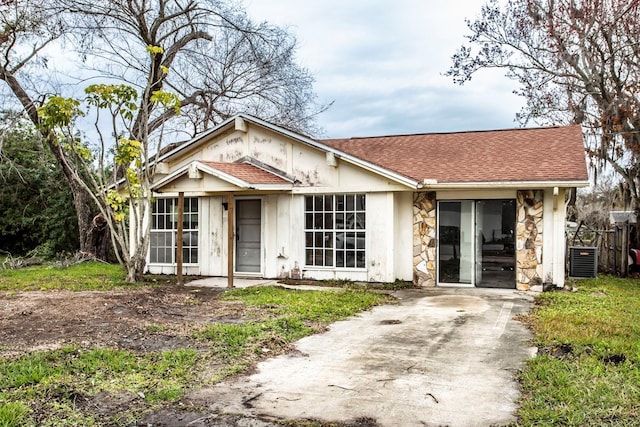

{"left": 151, "top": 160, "right": 293, "bottom": 192}
{"left": 420, "top": 179, "right": 590, "bottom": 190}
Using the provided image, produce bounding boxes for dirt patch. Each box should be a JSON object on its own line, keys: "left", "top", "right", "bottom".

{"left": 0, "top": 285, "right": 263, "bottom": 357}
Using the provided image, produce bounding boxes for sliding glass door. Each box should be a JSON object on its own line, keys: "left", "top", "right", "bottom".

{"left": 437, "top": 199, "right": 515, "bottom": 288}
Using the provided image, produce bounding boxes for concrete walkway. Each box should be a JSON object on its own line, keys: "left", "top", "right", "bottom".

{"left": 187, "top": 287, "right": 536, "bottom": 427}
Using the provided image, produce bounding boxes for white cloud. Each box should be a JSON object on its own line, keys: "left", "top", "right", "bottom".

{"left": 247, "top": 0, "right": 525, "bottom": 137}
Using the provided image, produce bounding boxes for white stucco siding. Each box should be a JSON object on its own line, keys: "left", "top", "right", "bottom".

{"left": 394, "top": 192, "right": 414, "bottom": 281}
{"left": 248, "top": 130, "right": 289, "bottom": 171}
{"left": 203, "top": 131, "right": 247, "bottom": 164}
{"left": 200, "top": 196, "right": 225, "bottom": 276}
{"left": 366, "top": 192, "right": 396, "bottom": 282}
{"left": 263, "top": 195, "right": 285, "bottom": 278}
{"left": 542, "top": 188, "right": 567, "bottom": 287}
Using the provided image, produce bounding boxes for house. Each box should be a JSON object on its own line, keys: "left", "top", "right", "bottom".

{"left": 148, "top": 114, "right": 589, "bottom": 290}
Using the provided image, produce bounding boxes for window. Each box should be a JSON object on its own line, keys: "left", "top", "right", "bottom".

{"left": 304, "top": 194, "right": 365, "bottom": 268}
{"left": 150, "top": 197, "right": 199, "bottom": 264}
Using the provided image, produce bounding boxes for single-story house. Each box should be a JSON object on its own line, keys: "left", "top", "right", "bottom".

{"left": 148, "top": 113, "right": 588, "bottom": 290}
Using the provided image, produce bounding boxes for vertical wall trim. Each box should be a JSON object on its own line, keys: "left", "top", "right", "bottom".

{"left": 516, "top": 190, "right": 544, "bottom": 290}
{"left": 413, "top": 191, "right": 437, "bottom": 287}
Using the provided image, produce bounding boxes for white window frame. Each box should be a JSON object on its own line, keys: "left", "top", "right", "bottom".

{"left": 304, "top": 194, "right": 366, "bottom": 269}
{"left": 149, "top": 197, "right": 199, "bottom": 265}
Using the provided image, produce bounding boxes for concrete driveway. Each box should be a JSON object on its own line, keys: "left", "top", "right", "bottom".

{"left": 188, "top": 287, "right": 535, "bottom": 427}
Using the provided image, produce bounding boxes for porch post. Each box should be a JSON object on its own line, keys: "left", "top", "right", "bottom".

{"left": 177, "top": 192, "right": 184, "bottom": 285}
{"left": 227, "top": 192, "right": 235, "bottom": 289}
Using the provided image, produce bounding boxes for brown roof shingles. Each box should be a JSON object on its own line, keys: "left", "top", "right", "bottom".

{"left": 200, "top": 161, "right": 290, "bottom": 185}
{"left": 321, "top": 125, "right": 588, "bottom": 184}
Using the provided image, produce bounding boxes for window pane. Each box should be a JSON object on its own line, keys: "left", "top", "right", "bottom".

{"left": 356, "top": 251, "right": 365, "bottom": 268}
{"left": 305, "top": 196, "right": 313, "bottom": 211}
{"left": 306, "top": 249, "right": 314, "bottom": 265}
{"left": 325, "top": 250, "right": 334, "bottom": 267}
{"left": 346, "top": 213, "right": 355, "bottom": 229}
{"left": 305, "top": 213, "right": 313, "bottom": 229}
{"left": 324, "top": 195, "right": 333, "bottom": 211}
{"left": 346, "top": 195, "right": 355, "bottom": 211}
{"left": 324, "top": 213, "right": 333, "bottom": 229}
{"left": 345, "top": 252, "right": 355, "bottom": 268}
{"left": 305, "top": 232, "right": 313, "bottom": 247}
{"left": 356, "top": 232, "right": 365, "bottom": 249}
{"left": 191, "top": 198, "right": 198, "bottom": 212}
{"left": 356, "top": 194, "right": 365, "bottom": 211}
{"left": 336, "top": 195, "right": 345, "bottom": 211}
{"left": 335, "top": 213, "right": 345, "bottom": 230}
{"left": 314, "top": 213, "right": 323, "bottom": 229}
{"left": 191, "top": 248, "right": 198, "bottom": 264}
{"left": 336, "top": 251, "right": 344, "bottom": 267}
{"left": 336, "top": 232, "right": 346, "bottom": 249}
{"left": 345, "top": 232, "right": 356, "bottom": 249}
{"left": 315, "top": 249, "right": 324, "bottom": 266}
{"left": 324, "top": 232, "right": 333, "bottom": 248}
{"left": 356, "top": 213, "right": 365, "bottom": 230}
{"left": 314, "top": 232, "right": 324, "bottom": 247}
{"left": 157, "top": 200, "right": 165, "bottom": 213}
{"left": 314, "top": 195, "right": 323, "bottom": 211}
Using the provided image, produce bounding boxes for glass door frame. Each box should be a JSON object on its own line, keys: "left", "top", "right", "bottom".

{"left": 436, "top": 200, "right": 476, "bottom": 287}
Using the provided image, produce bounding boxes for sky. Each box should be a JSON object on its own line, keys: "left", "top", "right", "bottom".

{"left": 247, "top": 0, "right": 525, "bottom": 138}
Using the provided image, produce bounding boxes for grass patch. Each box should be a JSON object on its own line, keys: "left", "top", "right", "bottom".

{"left": 0, "top": 347, "right": 200, "bottom": 426}
{"left": 0, "top": 276, "right": 388, "bottom": 425}
{"left": 0, "top": 262, "right": 175, "bottom": 291}
{"left": 518, "top": 276, "right": 640, "bottom": 425}
{"left": 0, "top": 402, "right": 30, "bottom": 427}
{"left": 280, "top": 278, "right": 416, "bottom": 290}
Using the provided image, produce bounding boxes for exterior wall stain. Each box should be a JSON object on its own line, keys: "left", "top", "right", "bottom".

{"left": 226, "top": 136, "right": 243, "bottom": 146}
{"left": 516, "top": 190, "right": 543, "bottom": 290}
{"left": 413, "top": 191, "right": 437, "bottom": 287}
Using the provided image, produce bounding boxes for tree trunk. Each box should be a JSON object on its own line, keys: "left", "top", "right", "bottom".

{"left": 1, "top": 70, "right": 109, "bottom": 260}
{"left": 48, "top": 143, "right": 109, "bottom": 260}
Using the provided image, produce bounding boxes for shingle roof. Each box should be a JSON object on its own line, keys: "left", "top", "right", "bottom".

{"left": 321, "top": 125, "right": 588, "bottom": 184}
{"left": 199, "top": 161, "right": 290, "bottom": 184}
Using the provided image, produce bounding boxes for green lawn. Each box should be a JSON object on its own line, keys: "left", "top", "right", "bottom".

{"left": 517, "top": 276, "right": 640, "bottom": 426}
{"left": 0, "top": 261, "right": 176, "bottom": 291}
{"left": 0, "top": 264, "right": 388, "bottom": 426}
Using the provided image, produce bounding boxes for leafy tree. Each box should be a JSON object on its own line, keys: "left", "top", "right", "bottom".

{"left": 0, "top": 0, "right": 103, "bottom": 258}
{"left": 39, "top": 81, "right": 178, "bottom": 282}
{"left": 447, "top": 0, "right": 640, "bottom": 205}
{"left": 1, "top": 0, "right": 322, "bottom": 275}
{"left": 0, "top": 118, "right": 78, "bottom": 256}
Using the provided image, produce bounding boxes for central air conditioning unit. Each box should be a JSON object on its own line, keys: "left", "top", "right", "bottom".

{"left": 569, "top": 247, "right": 598, "bottom": 278}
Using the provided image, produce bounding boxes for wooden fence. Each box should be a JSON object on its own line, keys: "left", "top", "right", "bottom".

{"left": 567, "top": 221, "right": 634, "bottom": 276}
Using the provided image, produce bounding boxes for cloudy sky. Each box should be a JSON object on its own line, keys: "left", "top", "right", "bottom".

{"left": 247, "top": 0, "right": 525, "bottom": 138}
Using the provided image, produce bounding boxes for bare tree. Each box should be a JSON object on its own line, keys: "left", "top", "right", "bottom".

{"left": 1, "top": 0, "right": 323, "bottom": 275}
{"left": 60, "top": 0, "right": 323, "bottom": 140}
{"left": 447, "top": 0, "right": 640, "bottom": 205}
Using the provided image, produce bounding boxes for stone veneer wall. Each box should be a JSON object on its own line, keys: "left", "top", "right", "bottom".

{"left": 413, "top": 191, "right": 437, "bottom": 287}
{"left": 516, "top": 190, "right": 544, "bottom": 290}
